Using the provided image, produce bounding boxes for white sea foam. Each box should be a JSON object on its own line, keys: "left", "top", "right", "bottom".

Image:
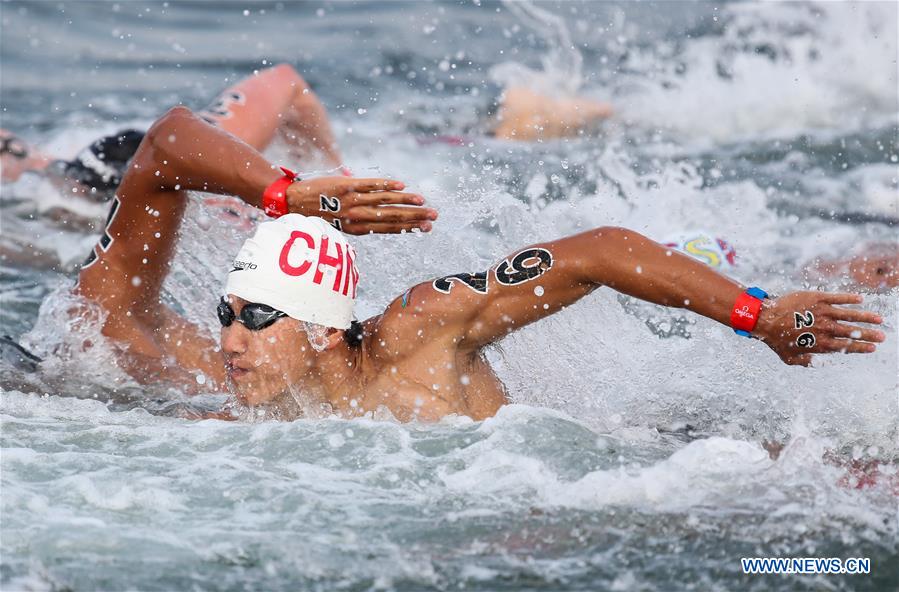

{"left": 618, "top": 2, "right": 898, "bottom": 143}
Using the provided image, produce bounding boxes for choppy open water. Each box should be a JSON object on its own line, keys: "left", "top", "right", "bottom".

{"left": 1, "top": 1, "right": 898, "bottom": 590}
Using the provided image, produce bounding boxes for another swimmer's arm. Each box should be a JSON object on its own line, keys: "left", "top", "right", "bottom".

{"left": 143, "top": 107, "right": 435, "bottom": 234}
{"left": 452, "top": 227, "right": 885, "bottom": 365}
{"left": 280, "top": 70, "right": 344, "bottom": 168}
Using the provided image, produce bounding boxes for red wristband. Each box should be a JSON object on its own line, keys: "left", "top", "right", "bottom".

{"left": 262, "top": 166, "right": 298, "bottom": 218}
{"left": 730, "top": 287, "right": 767, "bottom": 335}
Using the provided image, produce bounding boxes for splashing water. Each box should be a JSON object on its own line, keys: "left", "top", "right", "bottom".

{"left": 1, "top": 2, "right": 897, "bottom": 590}
{"left": 491, "top": 0, "right": 584, "bottom": 96}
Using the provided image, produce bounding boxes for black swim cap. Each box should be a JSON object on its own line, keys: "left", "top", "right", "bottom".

{"left": 64, "top": 129, "right": 145, "bottom": 200}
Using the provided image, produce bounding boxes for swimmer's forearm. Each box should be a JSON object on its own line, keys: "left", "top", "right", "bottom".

{"left": 586, "top": 228, "right": 744, "bottom": 326}
{"left": 145, "top": 106, "right": 278, "bottom": 207}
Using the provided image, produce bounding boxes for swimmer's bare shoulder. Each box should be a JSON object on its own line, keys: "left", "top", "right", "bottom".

{"left": 365, "top": 282, "right": 468, "bottom": 363}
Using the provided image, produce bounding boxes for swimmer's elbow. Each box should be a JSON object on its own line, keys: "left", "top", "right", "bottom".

{"left": 141, "top": 106, "right": 205, "bottom": 164}
{"left": 587, "top": 226, "right": 645, "bottom": 257}
{"left": 576, "top": 226, "right": 648, "bottom": 285}
{"left": 590, "top": 226, "right": 636, "bottom": 243}
{"left": 271, "top": 63, "right": 311, "bottom": 92}
{"left": 126, "top": 106, "right": 204, "bottom": 190}
{"left": 258, "top": 64, "right": 314, "bottom": 106}
{"left": 145, "top": 106, "right": 199, "bottom": 148}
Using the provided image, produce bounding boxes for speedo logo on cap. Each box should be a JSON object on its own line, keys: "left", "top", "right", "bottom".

{"left": 230, "top": 260, "right": 257, "bottom": 273}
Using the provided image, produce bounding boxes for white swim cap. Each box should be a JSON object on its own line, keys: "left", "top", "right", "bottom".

{"left": 224, "top": 214, "right": 359, "bottom": 329}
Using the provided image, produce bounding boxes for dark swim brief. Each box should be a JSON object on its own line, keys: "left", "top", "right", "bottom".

{"left": 61, "top": 129, "right": 145, "bottom": 200}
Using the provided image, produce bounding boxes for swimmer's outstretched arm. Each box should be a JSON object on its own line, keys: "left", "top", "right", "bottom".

{"left": 132, "top": 106, "right": 435, "bottom": 234}
{"left": 421, "top": 227, "right": 885, "bottom": 367}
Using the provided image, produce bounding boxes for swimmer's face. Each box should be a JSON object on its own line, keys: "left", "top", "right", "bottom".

{"left": 220, "top": 295, "right": 316, "bottom": 406}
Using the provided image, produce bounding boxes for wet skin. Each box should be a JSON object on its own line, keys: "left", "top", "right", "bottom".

{"left": 221, "top": 295, "right": 508, "bottom": 421}
{"left": 71, "top": 107, "right": 886, "bottom": 422}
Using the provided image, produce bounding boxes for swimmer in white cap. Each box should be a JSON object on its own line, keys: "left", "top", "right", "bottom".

{"left": 72, "top": 106, "right": 885, "bottom": 421}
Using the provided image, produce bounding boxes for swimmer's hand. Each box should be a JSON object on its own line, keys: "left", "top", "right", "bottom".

{"left": 286, "top": 177, "right": 437, "bottom": 235}
{"left": 754, "top": 292, "right": 885, "bottom": 366}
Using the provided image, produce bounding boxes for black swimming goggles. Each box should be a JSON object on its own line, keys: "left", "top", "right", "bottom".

{"left": 217, "top": 297, "right": 287, "bottom": 331}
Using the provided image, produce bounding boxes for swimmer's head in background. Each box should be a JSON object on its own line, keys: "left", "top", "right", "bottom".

{"left": 63, "top": 129, "right": 144, "bottom": 200}
{"left": 662, "top": 233, "right": 737, "bottom": 270}
{"left": 224, "top": 214, "right": 359, "bottom": 330}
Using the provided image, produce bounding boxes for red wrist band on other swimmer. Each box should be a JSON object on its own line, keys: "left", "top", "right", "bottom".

{"left": 340, "top": 166, "right": 353, "bottom": 177}
{"left": 731, "top": 286, "right": 768, "bottom": 337}
{"left": 262, "top": 166, "right": 299, "bottom": 218}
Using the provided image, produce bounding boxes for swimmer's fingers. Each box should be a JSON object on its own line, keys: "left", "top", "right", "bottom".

{"left": 350, "top": 178, "right": 406, "bottom": 193}
{"left": 821, "top": 319, "right": 886, "bottom": 343}
{"left": 349, "top": 191, "right": 426, "bottom": 207}
{"left": 344, "top": 205, "right": 438, "bottom": 224}
{"left": 824, "top": 305, "right": 883, "bottom": 326}
{"left": 342, "top": 220, "right": 433, "bottom": 235}
{"left": 816, "top": 337, "right": 877, "bottom": 354}
{"left": 821, "top": 321, "right": 886, "bottom": 343}
{"left": 820, "top": 293, "right": 864, "bottom": 305}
